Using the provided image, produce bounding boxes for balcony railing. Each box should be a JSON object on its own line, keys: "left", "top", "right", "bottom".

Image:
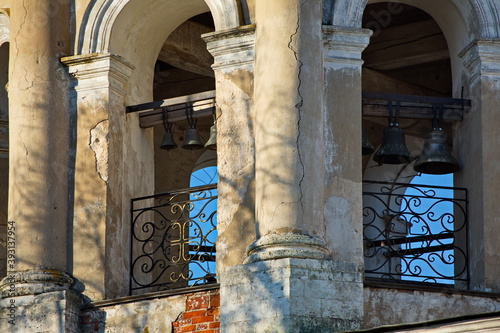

{"left": 363, "top": 180, "right": 468, "bottom": 286}
{"left": 130, "top": 184, "right": 217, "bottom": 294}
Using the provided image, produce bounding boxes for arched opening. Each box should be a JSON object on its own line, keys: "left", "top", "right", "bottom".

{"left": 361, "top": 3, "right": 468, "bottom": 287}
{"left": 129, "top": 11, "right": 219, "bottom": 294}
{"left": 362, "top": 3, "right": 453, "bottom": 175}
{"left": 153, "top": 12, "right": 216, "bottom": 194}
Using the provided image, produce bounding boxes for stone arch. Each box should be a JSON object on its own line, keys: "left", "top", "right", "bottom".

{"left": 77, "top": 0, "right": 243, "bottom": 55}
{"left": 76, "top": 0, "right": 243, "bottom": 104}
{"left": 325, "top": 0, "right": 500, "bottom": 96}
{"left": 324, "top": 0, "right": 500, "bottom": 39}
{"left": 0, "top": 12, "right": 9, "bottom": 46}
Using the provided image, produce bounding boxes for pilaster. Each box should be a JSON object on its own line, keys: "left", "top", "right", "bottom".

{"left": 203, "top": 25, "right": 256, "bottom": 269}
{"left": 322, "top": 26, "right": 371, "bottom": 266}
{"left": 322, "top": 25, "right": 373, "bottom": 331}
{"left": 61, "top": 53, "right": 142, "bottom": 300}
{"left": 458, "top": 39, "right": 500, "bottom": 292}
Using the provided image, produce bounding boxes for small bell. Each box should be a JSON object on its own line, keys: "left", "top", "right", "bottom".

{"left": 182, "top": 127, "right": 204, "bottom": 150}
{"left": 160, "top": 131, "right": 177, "bottom": 150}
{"left": 362, "top": 127, "right": 374, "bottom": 155}
{"left": 414, "top": 104, "right": 459, "bottom": 175}
{"left": 159, "top": 108, "right": 177, "bottom": 150}
{"left": 373, "top": 101, "right": 410, "bottom": 165}
{"left": 204, "top": 124, "right": 217, "bottom": 150}
{"left": 373, "top": 125, "right": 411, "bottom": 165}
{"left": 413, "top": 129, "right": 459, "bottom": 174}
{"left": 182, "top": 104, "right": 204, "bottom": 150}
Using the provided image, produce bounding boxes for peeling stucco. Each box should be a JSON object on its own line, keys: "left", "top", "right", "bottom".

{"left": 89, "top": 119, "right": 109, "bottom": 183}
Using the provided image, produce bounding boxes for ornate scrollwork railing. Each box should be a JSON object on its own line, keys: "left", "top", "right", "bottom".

{"left": 130, "top": 184, "right": 217, "bottom": 294}
{"left": 363, "top": 180, "right": 468, "bottom": 286}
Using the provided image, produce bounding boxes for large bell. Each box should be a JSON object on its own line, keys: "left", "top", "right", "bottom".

{"left": 362, "top": 127, "right": 374, "bottom": 155}
{"left": 373, "top": 125, "right": 411, "bottom": 165}
{"left": 204, "top": 124, "right": 217, "bottom": 150}
{"left": 182, "top": 127, "right": 204, "bottom": 150}
{"left": 159, "top": 131, "right": 177, "bottom": 150}
{"left": 413, "top": 129, "right": 459, "bottom": 174}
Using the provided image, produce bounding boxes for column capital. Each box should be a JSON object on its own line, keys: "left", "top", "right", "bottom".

{"left": 460, "top": 39, "right": 500, "bottom": 85}
{"left": 61, "top": 53, "right": 135, "bottom": 94}
{"left": 323, "top": 25, "right": 372, "bottom": 68}
{"left": 203, "top": 25, "right": 255, "bottom": 72}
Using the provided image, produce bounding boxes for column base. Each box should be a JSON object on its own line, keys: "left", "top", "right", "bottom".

{"left": 220, "top": 258, "right": 364, "bottom": 332}
{"left": 0, "top": 270, "right": 80, "bottom": 332}
{"left": 0, "top": 270, "right": 73, "bottom": 297}
{"left": 245, "top": 233, "right": 331, "bottom": 263}
{"left": 0, "top": 289, "right": 81, "bottom": 333}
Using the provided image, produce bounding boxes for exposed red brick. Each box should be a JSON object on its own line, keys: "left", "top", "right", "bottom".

{"left": 178, "top": 318, "right": 193, "bottom": 326}
{"left": 192, "top": 316, "right": 215, "bottom": 324}
{"left": 187, "top": 295, "right": 210, "bottom": 310}
{"left": 195, "top": 322, "right": 209, "bottom": 330}
{"left": 209, "top": 322, "right": 220, "bottom": 329}
{"left": 210, "top": 294, "right": 220, "bottom": 307}
{"left": 177, "top": 324, "right": 196, "bottom": 333}
{"left": 172, "top": 291, "right": 220, "bottom": 333}
{"left": 206, "top": 308, "right": 219, "bottom": 316}
{"left": 182, "top": 310, "right": 206, "bottom": 319}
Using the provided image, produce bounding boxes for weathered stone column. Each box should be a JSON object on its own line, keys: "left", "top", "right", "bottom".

{"left": 212, "top": 0, "right": 367, "bottom": 331}
{"left": 251, "top": 0, "right": 328, "bottom": 264}
{"left": 0, "top": 1, "right": 80, "bottom": 331}
{"left": 459, "top": 40, "right": 500, "bottom": 292}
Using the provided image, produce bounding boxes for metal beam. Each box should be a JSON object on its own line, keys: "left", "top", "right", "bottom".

{"left": 126, "top": 90, "right": 216, "bottom": 128}
{"left": 362, "top": 92, "right": 470, "bottom": 120}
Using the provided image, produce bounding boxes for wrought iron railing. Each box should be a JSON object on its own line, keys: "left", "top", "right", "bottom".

{"left": 130, "top": 184, "right": 217, "bottom": 294}
{"left": 363, "top": 180, "right": 468, "bottom": 286}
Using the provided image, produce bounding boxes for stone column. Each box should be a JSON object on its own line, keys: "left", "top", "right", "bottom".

{"left": 212, "top": 0, "right": 368, "bottom": 330}
{"left": 251, "top": 0, "right": 328, "bottom": 264}
{"left": 0, "top": 1, "right": 80, "bottom": 331}
{"left": 459, "top": 40, "right": 500, "bottom": 292}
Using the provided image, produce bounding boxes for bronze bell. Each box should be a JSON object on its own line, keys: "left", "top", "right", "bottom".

{"left": 159, "top": 131, "right": 177, "bottom": 150}
{"left": 204, "top": 124, "right": 217, "bottom": 150}
{"left": 362, "top": 127, "right": 374, "bottom": 155}
{"left": 182, "top": 127, "right": 204, "bottom": 150}
{"left": 413, "top": 129, "right": 459, "bottom": 174}
{"left": 160, "top": 108, "right": 177, "bottom": 150}
{"left": 373, "top": 124, "right": 411, "bottom": 165}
